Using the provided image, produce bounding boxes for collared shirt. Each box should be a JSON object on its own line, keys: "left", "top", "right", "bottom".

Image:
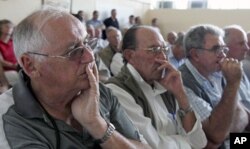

{"left": 237, "top": 70, "right": 250, "bottom": 110}
{"left": 168, "top": 48, "right": 185, "bottom": 69}
{"left": 184, "top": 59, "right": 223, "bottom": 121}
{"left": 2, "top": 71, "right": 143, "bottom": 149}
{"left": 106, "top": 63, "right": 207, "bottom": 149}
{"left": 243, "top": 56, "right": 250, "bottom": 81}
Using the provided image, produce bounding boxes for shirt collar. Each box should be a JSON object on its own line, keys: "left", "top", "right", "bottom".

{"left": 168, "top": 48, "right": 174, "bottom": 59}
{"left": 185, "top": 59, "right": 214, "bottom": 88}
{"left": 12, "top": 70, "right": 44, "bottom": 119}
{"left": 127, "top": 63, "right": 166, "bottom": 95}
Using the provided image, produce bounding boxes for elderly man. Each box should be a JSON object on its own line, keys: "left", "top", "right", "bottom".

{"left": 223, "top": 25, "right": 250, "bottom": 111}
{"left": 106, "top": 26, "right": 207, "bottom": 149}
{"left": 96, "top": 27, "right": 122, "bottom": 81}
{"left": 98, "top": 26, "right": 122, "bottom": 69}
{"left": 179, "top": 24, "right": 249, "bottom": 149}
{"left": 166, "top": 31, "right": 177, "bottom": 47}
{"left": 168, "top": 34, "right": 186, "bottom": 68}
{"left": 0, "top": 8, "right": 150, "bottom": 149}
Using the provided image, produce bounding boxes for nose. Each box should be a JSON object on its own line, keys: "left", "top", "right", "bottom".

{"left": 156, "top": 50, "right": 167, "bottom": 60}
{"left": 80, "top": 48, "right": 94, "bottom": 64}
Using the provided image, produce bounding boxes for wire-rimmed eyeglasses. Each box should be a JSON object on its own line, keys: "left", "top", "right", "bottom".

{"left": 27, "top": 37, "right": 97, "bottom": 61}
{"left": 143, "top": 46, "right": 170, "bottom": 55}
{"left": 198, "top": 45, "right": 229, "bottom": 56}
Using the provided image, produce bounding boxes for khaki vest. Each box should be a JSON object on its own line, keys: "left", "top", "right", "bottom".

{"left": 106, "top": 65, "right": 176, "bottom": 128}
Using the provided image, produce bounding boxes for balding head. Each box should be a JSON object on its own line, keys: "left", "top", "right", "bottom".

{"left": 223, "top": 25, "right": 249, "bottom": 61}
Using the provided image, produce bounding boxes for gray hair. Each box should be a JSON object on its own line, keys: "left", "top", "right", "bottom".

{"left": 184, "top": 24, "right": 224, "bottom": 58}
{"left": 223, "top": 24, "right": 246, "bottom": 45}
{"left": 13, "top": 7, "right": 73, "bottom": 66}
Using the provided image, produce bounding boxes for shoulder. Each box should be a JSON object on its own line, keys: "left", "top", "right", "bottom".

{"left": 0, "top": 89, "right": 14, "bottom": 115}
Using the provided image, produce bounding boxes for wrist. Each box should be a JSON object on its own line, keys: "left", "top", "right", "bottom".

{"left": 94, "top": 121, "right": 116, "bottom": 144}
{"left": 178, "top": 105, "right": 193, "bottom": 119}
{"left": 85, "top": 118, "right": 108, "bottom": 139}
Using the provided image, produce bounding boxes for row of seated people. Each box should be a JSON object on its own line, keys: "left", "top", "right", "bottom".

{"left": 0, "top": 7, "right": 250, "bottom": 149}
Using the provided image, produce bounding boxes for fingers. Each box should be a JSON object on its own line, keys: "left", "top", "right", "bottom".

{"left": 220, "top": 58, "right": 242, "bottom": 84}
{"left": 220, "top": 58, "right": 240, "bottom": 71}
{"left": 93, "top": 63, "right": 99, "bottom": 82}
{"left": 155, "top": 59, "right": 176, "bottom": 71}
{"left": 86, "top": 63, "right": 99, "bottom": 94}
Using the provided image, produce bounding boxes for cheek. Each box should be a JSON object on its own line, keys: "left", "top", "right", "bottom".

{"left": 41, "top": 62, "right": 78, "bottom": 84}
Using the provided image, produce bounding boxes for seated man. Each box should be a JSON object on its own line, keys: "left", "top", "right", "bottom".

{"left": 106, "top": 26, "right": 207, "bottom": 149}
{"left": 179, "top": 24, "right": 249, "bottom": 148}
{"left": 223, "top": 25, "right": 250, "bottom": 110}
{"left": 168, "top": 34, "right": 186, "bottom": 68}
{"left": 1, "top": 7, "right": 150, "bottom": 149}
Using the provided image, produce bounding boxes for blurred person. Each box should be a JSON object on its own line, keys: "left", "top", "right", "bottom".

{"left": 123, "top": 15, "right": 135, "bottom": 34}
{"left": 134, "top": 16, "right": 142, "bottom": 26}
{"left": 168, "top": 34, "right": 186, "bottom": 68}
{"left": 166, "top": 31, "right": 177, "bottom": 47}
{"left": 98, "top": 27, "right": 122, "bottom": 71}
{"left": 86, "top": 10, "right": 103, "bottom": 30}
{"left": 103, "top": 9, "right": 119, "bottom": 29}
{"left": 0, "top": 19, "right": 18, "bottom": 85}
{"left": 151, "top": 18, "right": 160, "bottom": 33}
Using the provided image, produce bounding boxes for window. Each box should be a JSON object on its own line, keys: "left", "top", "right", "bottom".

{"left": 189, "top": 0, "right": 207, "bottom": 9}
{"left": 155, "top": 0, "right": 250, "bottom": 9}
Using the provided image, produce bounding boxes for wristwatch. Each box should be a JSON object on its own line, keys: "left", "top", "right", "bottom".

{"left": 95, "top": 122, "right": 116, "bottom": 144}
{"left": 178, "top": 106, "right": 193, "bottom": 119}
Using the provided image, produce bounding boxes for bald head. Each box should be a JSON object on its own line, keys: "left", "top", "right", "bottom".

{"left": 167, "top": 31, "right": 177, "bottom": 45}
{"left": 13, "top": 7, "right": 86, "bottom": 65}
{"left": 224, "top": 25, "right": 249, "bottom": 61}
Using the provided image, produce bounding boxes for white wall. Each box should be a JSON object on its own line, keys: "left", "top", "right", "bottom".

{"left": 0, "top": 0, "right": 150, "bottom": 28}
{"left": 0, "top": 0, "right": 41, "bottom": 25}
{"left": 72, "top": 0, "right": 151, "bottom": 28}
{"left": 146, "top": 9, "right": 250, "bottom": 38}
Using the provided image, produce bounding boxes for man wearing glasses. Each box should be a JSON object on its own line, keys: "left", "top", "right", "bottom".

{"left": 106, "top": 26, "right": 207, "bottom": 149}
{"left": 0, "top": 8, "right": 151, "bottom": 149}
{"left": 179, "top": 24, "right": 250, "bottom": 149}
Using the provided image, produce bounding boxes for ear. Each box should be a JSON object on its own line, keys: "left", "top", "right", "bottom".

{"left": 189, "top": 48, "right": 200, "bottom": 62}
{"left": 20, "top": 54, "right": 40, "bottom": 78}
{"left": 123, "top": 49, "right": 135, "bottom": 64}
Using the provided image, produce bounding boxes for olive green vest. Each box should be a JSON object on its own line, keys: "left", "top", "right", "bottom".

{"left": 106, "top": 65, "right": 176, "bottom": 128}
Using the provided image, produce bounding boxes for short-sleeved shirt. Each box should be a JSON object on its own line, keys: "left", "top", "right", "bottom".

{"left": 3, "top": 71, "right": 141, "bottom": 149}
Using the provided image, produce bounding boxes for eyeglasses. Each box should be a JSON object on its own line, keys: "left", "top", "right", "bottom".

{"left": 27, "top": 37, "right": 97, "bottom": 61}
{"left": 143, "top": 46, "right": 170, "bottom": 55}
{"left": 199, "top": 45, "right": 229, "bottom": 56}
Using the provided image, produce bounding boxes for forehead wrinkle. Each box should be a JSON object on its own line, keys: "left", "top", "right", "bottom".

{"left": 43, "top": 16, "right": 86, "bottom": 52}
{"left": 137, "top": 28, "right": 164, "bottom": 48}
